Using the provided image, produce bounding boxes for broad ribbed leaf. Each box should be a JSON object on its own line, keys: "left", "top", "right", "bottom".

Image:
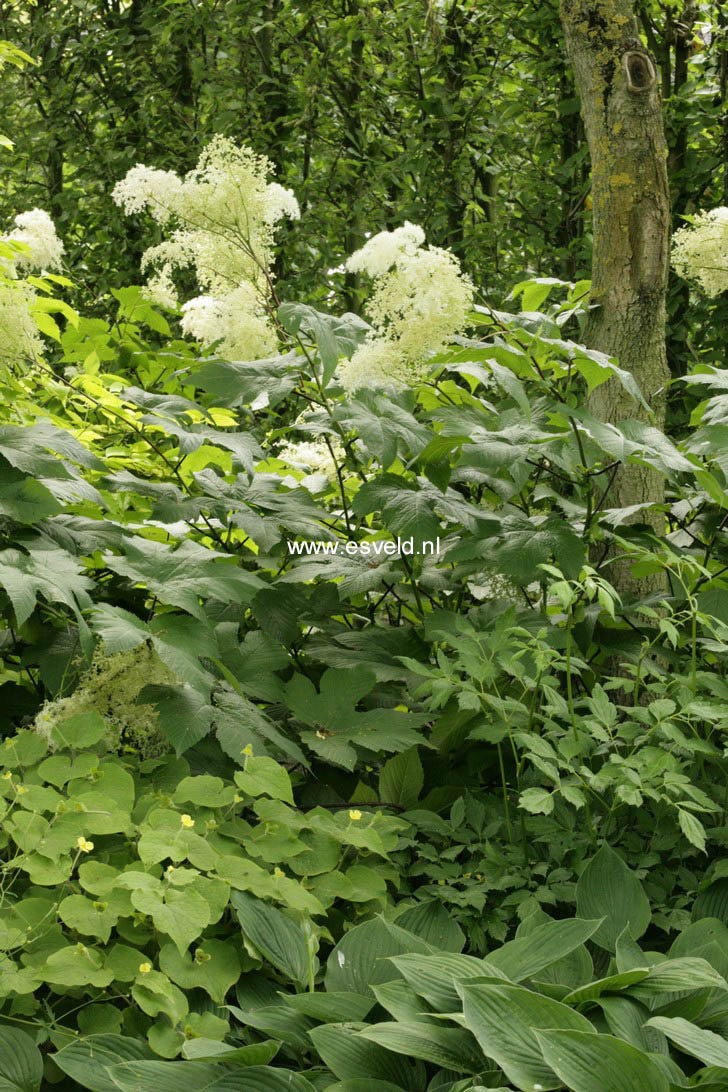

{"left": 358, "top": 1021, "right": 482, "bottom": 1074}
{"left": 52, "top": 1036, "right": 154, "bottom": 1092}
{"left": 308, "top": 1023, "right": 420, "bottom": 1089}
{"left": 646, "top": 1017, "right": 728, "bottom": 1067}
{"left": 232, "top": 892, "right": 309, "bottom": 986}
{"left": 461, "top": 982, "right": 593, "bottom": 1090}
{"left": 576, "top": 845, "right": 650, "bottom": 951}
{"left": 0, "top": 1028, "right": 43, "bottom": 1092}
{"left": 487, "top": 917, "right": 602, "bottom": 981}
{"left": 391, "top": 951, "right": 505, "bottom": 1010}
{"left": 535, "top": 1029, "right": 669, "bottom": 1092}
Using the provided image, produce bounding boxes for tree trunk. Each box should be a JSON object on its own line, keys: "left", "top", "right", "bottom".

{"left": 559, "top": 0, "right": 671, "bottom": 596}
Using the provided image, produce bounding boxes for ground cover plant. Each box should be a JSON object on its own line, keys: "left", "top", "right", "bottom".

{"left": 3, "top": 2, "right": 728, "bottom": 1089}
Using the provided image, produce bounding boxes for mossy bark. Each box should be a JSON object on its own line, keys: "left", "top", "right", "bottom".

{"left": 560, "top": 0, "right": 671, "bottom": 595}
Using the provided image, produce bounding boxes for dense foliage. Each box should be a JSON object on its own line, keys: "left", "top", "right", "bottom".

{"left": 2, "top": 3, "right": 728, "bottom": 1090}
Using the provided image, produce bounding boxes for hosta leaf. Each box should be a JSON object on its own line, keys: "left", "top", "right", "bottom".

{"left": 0, "top": 1027, "right": 43, "bottom": 1092}
{"left": 52, "top": 1035, "right": 154, "bottom": 1092}
{"left": 358, "top": 1021, "right": 482, "bottom": 1073}
{"left": 308, "top": 1023, "right": 421, "bottom": 1089}
{"left": 487, "top": 917, "right": 602, "bottom": 981}
{"left": 534, "top": 1029, "right": 669, "bottom": 1092}
{"left": 325, "top": 917, "right": 432, "bottom": 997}
{"left": 576, "top": 844, "right": 650, "bottom": 951}
{"left": 646, "top": 1016, "right": 728, "bottom": 1067}
{"left": 232, "top": 892, "right": 309, "bottom": 987}
{"left": 461, "top": 982, "right": 593, "bottom": 1090}
{"left": 391, "top": 951, "right": 506, "bottom": 1011}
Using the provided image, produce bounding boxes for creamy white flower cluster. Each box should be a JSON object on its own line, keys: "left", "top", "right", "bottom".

{"left": 277, "top": 436, "right": 346, "bottom": 487}
{"left": 3, "top": 208, "right": 65, "bottom": 272}
{"left": 113, "top": 137, "right": 300, "bottom": 360}
{"left": 0, "top": 208, "right": 65, "bottom": 364}
{"left": 672, "top": 208, "right": 728, "bottom": 297}
{"left": 339, "top": 222, "right": 474, "bottom": 392}
{"left": 33, "top": 645, "right": 173, "bottom": 757}
{"left": 0, "top": 281, "right": 43, "bottom": 363}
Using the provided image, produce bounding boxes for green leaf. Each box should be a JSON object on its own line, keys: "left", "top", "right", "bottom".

{"left": 232, "top": 892, "right": 309, "bottom": 986}
{"left": 646, "top": 1016, "right": 728, "bottom": 1067}
{"left": 518, "top": 786, "right": 554, "bottom": 815}
{"left": 141, "top": 684, "right": 213, "bottom": 755}
{"left": 679, "top": 807, "right": 707, "bottom": 853}
{"left": 534, "top": 1029, "right": 669, "bottom": 1092}
{"left": 325, "top": 917, "right": 432, "bottom": 997}
{"left": 235, "top": 755, "right": 294, "bottom": 803}
{"left": 576, "top": 845, "right": 651, "bottom": 951}
{"left": 278, "top": 303, "right": 369, "bottom": 385}
{"left": 308, "top": 1023, "right": 420, "bottom": 1089}
{"left": 50, "top": 711, "right": 106, "bottom": 749}
{"left": 628, "top": 957, "right": 728, "bottom": 1000}
{"left": 487, "top": 917, "right": 603, "bottom": 981}
{"left": 104, "top": 539, "right": 263, "bottom": 622}
{"left": 461, "top": 982, "right": 594, "bottom": 1090}
{"left": 391, "top": 951, "right": 505, "bottom": 1011}
{"left": 353, "top": 475, "right": 441, "bottom": 548}
{"left": 378, "top": 748, "right": 423, "bottom": 809}
{"left": 358, "top": 1021, "right": 482, "bottom": 1074}
{"left": 0, "top": 1027, "right": 43, "bottom": 1092}
{"left": 394, "top": 900, "right": 465, "bottom": 953}
{"left": 158, "top": 940, "right": 241, "bottom": 1003}
{"left": 52, "top": 1035, "right": 154, "bottom": 1092}
{"left": 285, "top": 992, "right": 373, "bottom": 1023}
{"left": 180, "top": 1040, "right": 279, "bottom": 1066}
{"left": 563, "top": 969, "right": 649, "bottom": 1005}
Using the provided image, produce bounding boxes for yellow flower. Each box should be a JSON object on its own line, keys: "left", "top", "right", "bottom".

{"left": 273, "top": 867, "right": 284, "bottom": 878}
{"left": 348, "top": 809, "right": 362, "bottom": 821}
{"left": 76, "top": 837, "right": 94, "bottom": 853}
{"left": 15, "top": 785, "right": 26, "bottom": 795}
{"left": 180, "top": 814, "right": 194, "bottom": 828}
{"left": 138, "top": 962, "right": 152, "bottom": 974}
{"left": 233, "top": 794, "right": 242, "bottom": 803}
{"left": 242, "top": 744, "right": 253, "bottom": 756}
{"left": 2, "top": 771, "right": 11, "bottom": 780}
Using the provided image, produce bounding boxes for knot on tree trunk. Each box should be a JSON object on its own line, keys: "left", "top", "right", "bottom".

{"left": 622, "top": 51, "right": 656, "bottom": 93}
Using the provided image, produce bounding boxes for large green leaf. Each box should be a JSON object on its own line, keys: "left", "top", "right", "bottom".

{"left": 308, "top": 1023, "right": 421, "bottom": 1089}
{"left": 486, "top": 917, "right": 602, "bottom": 981}
{"left": 104, "top": 539, "right": 263, "bottom": 621}
{"left": 461, "top": 982, "right": 593, "bottom": 1091}
{"left": 534, "top": 1029, "right": 669, "bottom": 1092}
{"left": 646, "top": 1016, "right": 728, "bottom": 1067}
{"left": 325, "top": 917, "right": 432, "bottom": 997}
{"left": 0, "top": 1028, "right": 43, "bottom": 1092}
{"left": 52, "top": 1035, "right": 154, "bottom": 1092}
{"left": 576, "top": 845, "right": 651, "bottom": 951}
{"left": 391, "top": 951, "right": 505, "bottom": 1010}
{"left": 358, "top": 1021, "right": 482, "bottom": 1074}
{"left": 232, "top": 892, "right": 310, "bottom": 987}
{"left": 394, "top": 899, "right": 465, "bottom": 953}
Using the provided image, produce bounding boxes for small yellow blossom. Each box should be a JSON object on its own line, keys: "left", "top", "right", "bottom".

{"left": 2, "top": 771, "right": 11, "bottom": 780}
{"left": 273, "top": 867, "right": 284, "bottom": 878}
{"left": 180, "top": 814, "right": 195, "bottom": 828}
{"left": 349, "top": 809, "right": 362, "bottom": 821}
{"left": 233, "top": 794, "right": 242, "bottom": 803}
{"left": 77, "top": 837, "right": 94, "bottom": 853}
{"left": 242, "top": 744, "right": 254, "bottom": 757}
{"left": 15, "top": 785, "right": 26, "bottom": 795}
{"left": 138, "top": 962, "right": 152, "bottom": 974}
